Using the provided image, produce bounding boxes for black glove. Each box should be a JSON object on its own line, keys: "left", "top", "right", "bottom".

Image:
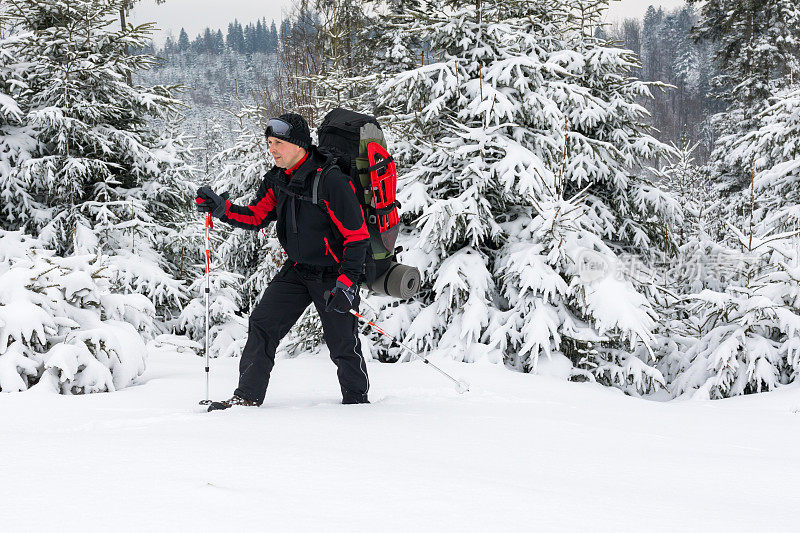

{"left": 195, "top": 186, "right": 229, "bottom": 218}
{"left": 325, "top": 280, "right": 357, "bottom": 313}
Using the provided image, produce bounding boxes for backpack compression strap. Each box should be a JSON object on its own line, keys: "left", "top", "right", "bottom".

{"left": 358, "top": 155, "right": 394, "bottom": 176}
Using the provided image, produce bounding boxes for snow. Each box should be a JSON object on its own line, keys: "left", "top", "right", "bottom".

{"left": 0, "top": 92, "right": 23, "bottom": 121}
{"left": 2, "top": 347, "right": 799, "bottom": 532}
{"left": 2, "top": 1, "right": 799, "bottom": 527}
{"left": 0, "top": 342, "right": 37, "bottom": 392}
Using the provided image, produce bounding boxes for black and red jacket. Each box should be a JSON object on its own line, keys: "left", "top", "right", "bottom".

{"left": 220, "top": 146, "right": 370, "bottom": 287}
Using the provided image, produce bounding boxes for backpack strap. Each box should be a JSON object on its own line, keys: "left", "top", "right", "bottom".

{"left": 270, "top": 183, "right": 315, "bottom": 203}
{"left": 311, "top": 167, "right": 325, "bottom": 205}
{"left": 313, "top": 161, "right": 344, "bottom": 239}
{"left": 363, "top": 201, "right": 401, "bottom": 225}
{"left": 268, "top": 165, "right": 329, "bottom": 206}
{"left": 269, "top": 161, "right": 345, "bottom": 240}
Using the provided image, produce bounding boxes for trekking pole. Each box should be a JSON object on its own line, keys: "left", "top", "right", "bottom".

{"left": 199, "top": 213, "right": 213, "bottom": 406}
{"left": 349, "top": 309, "right": 470, "bottom": 394}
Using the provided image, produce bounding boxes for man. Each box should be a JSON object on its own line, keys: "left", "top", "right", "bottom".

{"left": 195, "top": 113, "right": 371, "bottom": 409}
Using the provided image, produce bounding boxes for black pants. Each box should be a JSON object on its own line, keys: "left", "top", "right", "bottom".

{"left": 234, "top": 263, "right": 369, "bottom": 404}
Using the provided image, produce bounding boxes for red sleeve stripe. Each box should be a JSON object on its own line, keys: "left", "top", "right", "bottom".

{"left": 337, "top": 274, "right": 353, "bottom": 287}
{"left": 225, "top": 199, "right": 257, "bottom": 225}
{"left": 323, "top": 200, "right": 370, "bottom": 244}
{"left": 250, "top": 188, "right": 277, "bottom": 221}
{"left": 225, "top": 189, "right": 277, "bottom": 226}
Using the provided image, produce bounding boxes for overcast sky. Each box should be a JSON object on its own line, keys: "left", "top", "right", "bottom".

{"left": 607, "top": 0, "right": 687, "bottom": 20}
{"left": 131, "top": 0, "right": 689, "bottom": 46}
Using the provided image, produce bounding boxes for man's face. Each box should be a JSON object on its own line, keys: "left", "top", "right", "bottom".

{"left": 268, "top": 136, "right": 306, "bottom": 169}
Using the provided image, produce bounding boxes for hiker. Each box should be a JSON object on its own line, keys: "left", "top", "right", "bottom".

{"left": 195, "top": 113, "right": 371, "bottom": 409}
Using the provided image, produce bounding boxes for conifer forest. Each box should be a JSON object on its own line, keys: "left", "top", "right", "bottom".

{"left": 1, "top": 1, "right": 799, "bottom": 530}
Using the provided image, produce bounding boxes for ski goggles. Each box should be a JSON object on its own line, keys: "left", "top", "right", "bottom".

{"left": 265, "top": 118, "right": 292, "bottom": 139}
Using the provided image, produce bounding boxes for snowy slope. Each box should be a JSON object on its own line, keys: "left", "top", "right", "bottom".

{"left": 1, "top": 347, "right": 799, "bottom": 533}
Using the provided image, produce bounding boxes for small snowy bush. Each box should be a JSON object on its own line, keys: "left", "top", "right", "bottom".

{"left": 667, "top": 224, "right": 800, "bottom": 399}
{"left": 0, "top": 230, "right": 154, "bottom": 394}
{"left": 177, "top": 266, "right": 247, "bottom": 358}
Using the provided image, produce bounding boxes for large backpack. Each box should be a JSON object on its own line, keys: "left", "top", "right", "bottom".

{"left": 316, "top": 108, "right": 417, "bottom": 296}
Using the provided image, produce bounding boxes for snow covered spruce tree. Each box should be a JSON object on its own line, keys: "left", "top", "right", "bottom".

{"left": 373, "top": 0, "right": 680, "bottom": 393}
{"left": 0, "top": 230, "right": 154, "bottom": 393}
{"left": 297, "top": 0, "right": 376, "bottom": 116}
{"left": 304, "top": 0, "right": 427, "bottom": 117}
{"left": 687, "top": 0, "right": 800, "bottom": 233}
{"left": 724, "top": 87, "right": 800, "bottom": 234}
{"left": 5, "top": 0, "right": 195, "bottom": 320}
{"left": 663, "top": 86, "right": 800, "bottom": 399}
{"left": 652, "top": 144, "right": 710, "bottom": 247}
{"left": 368, "top": 0, "right": 424, "bottom": 75}
{"left": 0, "top": 27, "right": 38, "bottom": 231}
{"left": 656, "top": 2, "right": 800, "bottom": 398}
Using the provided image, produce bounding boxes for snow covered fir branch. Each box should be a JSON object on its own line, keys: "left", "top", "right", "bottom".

{"left": 0, "top": 0, "right": 799, "bottom": 402}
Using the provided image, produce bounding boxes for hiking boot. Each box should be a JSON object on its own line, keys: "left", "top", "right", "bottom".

{"left": 342, "top": 393, "right": 370, "bottom": 405}
{"left": 207, "top": 394, "right": 259, "bottom": 412}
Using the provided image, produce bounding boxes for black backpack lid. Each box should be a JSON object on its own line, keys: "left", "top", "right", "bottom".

{"left": 318, "top": 108, "right": 383, "bottom": 161}
{"left": 318, "top": 108, "right": 380, "bottom": 137}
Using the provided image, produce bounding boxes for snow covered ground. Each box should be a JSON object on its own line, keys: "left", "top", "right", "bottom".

{"left": 2, "top": 346, "right": 799, "bottom": 532}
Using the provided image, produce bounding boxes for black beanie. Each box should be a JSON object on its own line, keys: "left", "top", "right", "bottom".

{"left": 267, "top": 113, "right": 312, "bottom": 150}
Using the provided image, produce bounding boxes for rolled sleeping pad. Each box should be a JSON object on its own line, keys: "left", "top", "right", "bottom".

{"left": 367, "top": 261, "right": 421, "bottom": 299}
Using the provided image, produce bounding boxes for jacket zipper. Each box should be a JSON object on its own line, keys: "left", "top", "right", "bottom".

{"left": 291, "top": 197, "right": 298, "bottom": 234}
{"left": 323, "top": 237, "right": 340, "bottom": 263}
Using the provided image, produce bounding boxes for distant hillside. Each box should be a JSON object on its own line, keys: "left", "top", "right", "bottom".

{"left": 136, "top": 51, "right": 278, "bottom": 177}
